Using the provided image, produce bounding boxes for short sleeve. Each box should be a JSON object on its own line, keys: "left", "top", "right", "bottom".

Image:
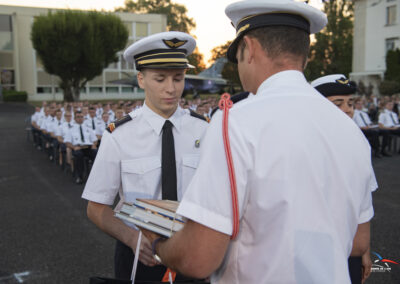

{"left": 378, "top": 113, "right": 385, "bottom": 125}
{"left": 64, "top": 130, "right": 72, "bottom": 144}
{"left": 358, "top": 163, "right": 377, "bottom": 224}
{"left": 82, "top": 131, "right": 121, "bottom": 205}
{"left": 177, "top": 112, "right": 251, "bottom": 236}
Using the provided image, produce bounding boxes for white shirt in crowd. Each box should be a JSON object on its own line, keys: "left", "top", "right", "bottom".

{"left": 95, "top": 120, "right": 109, "bottom": 137}
{"left": 378, "top": 109, "right": 399, "bottom": 127}
{"left": 353, "top": 109, "right": 372, "bottom": 127}
{"left": 55, "top": 121, "right": 75, "bottom": 139}
{"left": 84, "top": 116, "right": 99, "bottom": 132}
{"left": 64, "top": 123, "right": 97, "bottom": 146}
{"left": 81, "top": 104, "right": 208, "bottom": 228}
{"left": 31, "top": 111, "right": 43, "bottom": 125}
{"left": 177, "top": 71, "right": 377, "bottom": 284}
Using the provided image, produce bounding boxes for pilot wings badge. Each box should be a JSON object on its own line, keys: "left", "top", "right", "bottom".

{"left": 163, "top": 38, "right": 187, "bottom": 49}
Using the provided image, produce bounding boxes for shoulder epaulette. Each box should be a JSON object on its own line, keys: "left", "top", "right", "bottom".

{"left": 189, "top": 109, "right": 209, "bottom": 123}
{"left": 106, "top": 115, "right": 133, "bottom": 133}
{"left": 210, "top": 91, "right": 250, "bottom": 118}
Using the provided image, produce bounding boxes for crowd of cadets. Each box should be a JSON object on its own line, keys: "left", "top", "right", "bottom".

{"left": 29, "top": 98, "right": 219, "bottom": 184}
{"left": 29, "top": 93, "right": 400, "bottom": 184}
{"left": 352, "top": 94, "right": 400, "bottom": 157}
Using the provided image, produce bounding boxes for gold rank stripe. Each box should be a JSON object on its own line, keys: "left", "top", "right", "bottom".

{"left": 135, "top": 51, "right": 187, "bottom": 61}
{"left": 138, "top": 58, "right": 188, "bottom": 65}
{"left": 236, "top": 24, "right": 250, "bottom": 36}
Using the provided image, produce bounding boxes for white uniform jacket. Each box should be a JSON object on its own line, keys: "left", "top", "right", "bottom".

{"left": 378, "top": 109, "right": 399, "bottom": 127}
{"left": 81, "top": 104, "right": 208, "bottom": 214}
{"left": 177, "top": 71, "right": 377, "bottom": 284}
{"left": 353, "top": 109, "right": 372, "bottom": 127}
{"left": 64, "top": 123, "right": 97, "bottom": 146}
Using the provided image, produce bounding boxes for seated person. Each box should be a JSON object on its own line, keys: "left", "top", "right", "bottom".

{"left": 56, "top": 111, "right": 75, "bottom": 169}
{"left": 378, "top": 101, "right": 400, "bottom": 154}
{"left": 95, "top": 112, "right": 109, "bottom": 141}
{"left": 311, "top": 74, "right": 373, "bottom": 284}
{"left": 64, "top": 111, "right": 98, "bottom": 184}
{"left": 353, "top": 98, "right": 391, "bottom": 157}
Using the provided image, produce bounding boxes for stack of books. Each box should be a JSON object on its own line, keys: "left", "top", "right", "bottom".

{"left": 115, "top": 199, "right": 185, "bottom": 237}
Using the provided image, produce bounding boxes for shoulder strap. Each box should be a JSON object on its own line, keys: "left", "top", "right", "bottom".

{"left": 189, "top": 109, "right": 209, "bottom": 123}
{"left": 218, "top": 93, "right": 239, "bottom": 239}
{"left": 106, "top": 115, "right": 132, "bottom": 133}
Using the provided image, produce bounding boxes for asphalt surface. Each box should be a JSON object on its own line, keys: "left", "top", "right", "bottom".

{"left": 0, "top": 102, "right": 399, "bottom": 284}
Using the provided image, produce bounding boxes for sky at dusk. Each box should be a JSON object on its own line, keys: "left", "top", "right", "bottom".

{"left": 0, "top": 0, "right": 323, "bottom": 65}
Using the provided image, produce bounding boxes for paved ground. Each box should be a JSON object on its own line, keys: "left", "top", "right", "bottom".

{"left": 0, "top": 102, "right": 399, "bottom": 283}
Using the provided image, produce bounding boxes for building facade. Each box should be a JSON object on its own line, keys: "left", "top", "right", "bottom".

{"left": 0, "top": 5, "right": 167, "bottom": 101}
{"left": 351, "top": 0, "right": 400, "bottom": 95}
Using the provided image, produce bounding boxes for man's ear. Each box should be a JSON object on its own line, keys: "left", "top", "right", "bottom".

{"left": 137, "top": 71, "right": 145, "bottom": 89}
{"left": 243, "top": 35, "right": 255, "bottom": 64}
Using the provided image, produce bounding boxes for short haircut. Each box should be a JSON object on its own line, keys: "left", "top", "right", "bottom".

{"left": 240, "top": 26, "right": 310, "bottom": 66}
{"left": 75, "top": 110, "right": 83, "bottom": 116}
{"left": 89, "top": 107, "right": 96, "bottom": 111}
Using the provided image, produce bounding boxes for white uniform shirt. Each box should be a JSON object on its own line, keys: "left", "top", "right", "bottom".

{"left": 378, "top": 109, "right": 399, "bottom": 127}
{"left": 353, "top": 109, "right": 372, "bottom": 127}
{"left": 64, "top": 123, "right": 97, "bottom": 146}
{"left": 95, "top": 120, "right": 109, "bottom": 136}
{"left": 177, "top": 71, "right": 377, "bottom": 284}
{"left": 40, "top": 116, "right": 55, "bottom": 132}
{"left": 82, "top": 104, "right": 208, "bottom": 217}
{"left": 31, "top": 111, "right": 42, "bottom": 124}
{"left": 84, "top": 116, "right": 99, "bottom": 132}
{"left": 50, "top": 119, "right": 63, "bottom": 134}
{"left": 55, "top": 121, "right": 75, "bottom": 139}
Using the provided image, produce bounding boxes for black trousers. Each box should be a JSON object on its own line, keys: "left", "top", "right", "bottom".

{"left": 114, "top": 240, "right": 195, "bottom": 282}
{"left": 361, "top": 128, "right": 392, "bottom": 153}
{"left": 348, "top": 256, "right": 362, "bottom": 284}
{"left": 72, "top": 148, "right": 97, "bottom": 179}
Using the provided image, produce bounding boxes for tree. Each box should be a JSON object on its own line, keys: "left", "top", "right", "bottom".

{"left": 116, "top": 0, "right": 206, "bottom": 73}
{"left": 187, "top": 47, "right": 206, "bottom": 75}
{"left": 209, "top": 41, "right": 242, "bottom": 90}
{"left": 385, "top": 49, "right": 400, "bottom": 82}
{"left": 31, "top": 10, "right": 128, "bottom": 101}
{"left": 117, "top": 0, "right": 195, "bottom": 33}
{"left": 304, "top": 0, "right": 354, "bottom": 81}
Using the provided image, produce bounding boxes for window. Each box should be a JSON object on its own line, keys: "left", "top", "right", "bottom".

{"left": 106, "top": 86, "right": 119, "bottom": 93}
{"left": 37, "top": 87, "right": 52, "bottom": 94}
{"left": 386, "top": 5, "right": 397, "bottom": 25}
{"left": 1, "top": 69, "right": 14, "bottom": 89}
{"left": 89, "top": 87, "right": 103, "bottom": 93}
{"left": 122, "top": 86, "right": 134, "bottom": 93}
{"left": 0, "top": 15, "right": 13, "bottom": 51}
{"left": 386, "top": 38, "right": 399, "bottom": 52}
{"left": 135, "top": 22, "right": 148, "bottom": 38}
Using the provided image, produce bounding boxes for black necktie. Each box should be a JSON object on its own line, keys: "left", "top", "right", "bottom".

{"left": 161, "top": 120, "right": 177, "bottom": 200}
{"left": 390, "top": 113, "right": 397, "bottom": 125}
{"left": 359, "top": 112, "right": 368, "bottom": 126}
{"left": 92, "top": 119, "right": 95, "bottom": 130}
{"left": 80, "top": 125, "right": 85, "bottom": 143}
{"left": 68, "top": 123, "right": 71, "bottom": 128}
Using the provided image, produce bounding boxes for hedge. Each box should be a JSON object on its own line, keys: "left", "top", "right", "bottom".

{"left": 2, "top": 90, "right": 28, "bottom": 102}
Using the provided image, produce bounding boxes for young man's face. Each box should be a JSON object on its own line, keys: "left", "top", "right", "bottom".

{"left": 386, "top": 102, "right": 394, "bottom": 110}
{"left": 75, "top": 113, "right": 84, "bottom": 125}
{"left": 354, "top": 100, "right": 363, "bottom": 110}
{"left": 64, "top": 112, "right": 72, "bottom": 123}
{"left": 138, "top": 68, "right": 186, "bottom": 118}
{"left": 56, "top": 111, "right": 62, "bottom": 120}
{"left": 89, "top": 109, "right": 96, "bottom": 118}
{"left": 328, "top": 95, "right": 354, "bottom": 118}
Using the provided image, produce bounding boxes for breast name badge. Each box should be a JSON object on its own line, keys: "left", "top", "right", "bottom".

{"left": 195, "top": 139, "right": 200, "bottom": 148}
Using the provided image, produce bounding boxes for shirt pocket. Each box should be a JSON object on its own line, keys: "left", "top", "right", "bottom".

{"left": 181, "top": 154, "right": 200, "bottom": 195}
{"left": 121, "top": 156, "right": 161, "bottom": 201}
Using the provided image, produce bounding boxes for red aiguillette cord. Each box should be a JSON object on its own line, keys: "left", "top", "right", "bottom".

{"left": 218, "top": 93, "right": 239, "bottom": 240}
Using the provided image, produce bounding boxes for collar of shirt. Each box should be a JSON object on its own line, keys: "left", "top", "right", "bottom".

{"left": 140, "top": 102, "right": 184, "bottom": 135}
{"left": 256, "top": 70, "right": 307, "bottom": 97}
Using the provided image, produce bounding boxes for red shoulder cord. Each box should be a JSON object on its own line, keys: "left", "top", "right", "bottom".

{"left": 218, "top": 93, "right": 239, "bottom": 240}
